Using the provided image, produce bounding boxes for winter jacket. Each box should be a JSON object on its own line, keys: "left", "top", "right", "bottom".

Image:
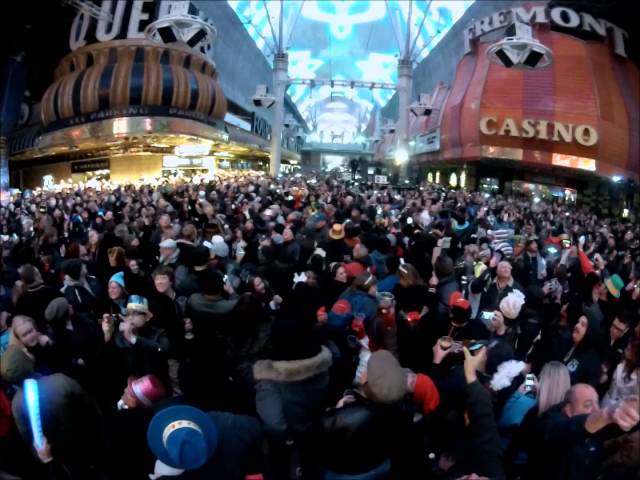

{"left": 253, "top": 345, "right": 332, "bottom": 437}
{"left": 153, "top": 411, "right": 264, "bottom": 480}
{"left": 479, "top": 276, "right": 523, "bottom": 313}
{"left": 323, "top": 238, "right": 353, "bottom": 264}
{"left": 61, "top": 275, "right": 102, "bottom": 316}
{"left": 436, "top": 273, "right": 459, "bottom": 318}
{"left": 461, "top": 380, "right": 506, "bottom": 479}
{"left": 563, "top": 309, "right": 603, "bottom": 388}
{"left": 514, "top": 253, "right": 547, "bottom": 288}
{"left": 377, "top": 274, "right": 399, "bottom": 294}
{"left": 318, "top": 392, "right": 414, "bottom": 476}
{"left": 15, "top": 282, "right": 62, "bottom": 331}
{"left": 12, "top": 374, "right": 105, "bottom": 479}
{"left": 526, "top": 404, "right": 611, "bottom": 480}
{"left": 339, "top": 289, "right": 378, "bottom": 333}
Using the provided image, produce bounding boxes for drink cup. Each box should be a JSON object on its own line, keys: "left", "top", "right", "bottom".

{"left": 439, "top": 336, "right": 453, "bottom": 350}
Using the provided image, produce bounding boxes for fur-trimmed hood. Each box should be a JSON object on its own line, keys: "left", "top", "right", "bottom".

{"left": 253, "top": 346, "right": 332, "bottom": 383}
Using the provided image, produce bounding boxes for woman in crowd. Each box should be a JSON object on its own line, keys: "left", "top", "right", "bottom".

{"left": 602, "top": 338, "right": 640, "bottom": 408}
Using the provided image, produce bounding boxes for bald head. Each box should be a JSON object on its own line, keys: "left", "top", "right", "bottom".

{"left": 563, "top": 384, "right": 599, "bottom": 417}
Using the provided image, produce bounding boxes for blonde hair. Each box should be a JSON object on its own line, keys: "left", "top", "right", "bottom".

{"left": 537, "top": 361, "right": 571, "bottom": 416}
{"left": 398, "top": 263, "right": 425, "bottom": 287}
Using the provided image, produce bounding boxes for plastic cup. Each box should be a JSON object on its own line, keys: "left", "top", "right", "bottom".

{"left": 438, "top": 336, "right": 453, "bottom": 350}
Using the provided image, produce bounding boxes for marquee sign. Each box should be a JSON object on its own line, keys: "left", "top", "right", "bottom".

{"left": 480, "top": 117, "right": 599, "bottom": 147}
{"left": 464, "top": 5, "right": 629, "bottom": 58}
{"left": 69, "top": 0, "right": 207, "bottom": 51}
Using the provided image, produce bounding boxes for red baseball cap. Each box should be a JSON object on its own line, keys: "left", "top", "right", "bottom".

{"left": 331, "top": 299, "right": 352, "bottom": 315}
{"left": 449, "top": 291, "right": 470, "bottom": 311}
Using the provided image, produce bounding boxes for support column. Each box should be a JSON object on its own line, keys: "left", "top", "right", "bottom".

{"left": 269, "top": 52, "right": 288, "bottom": 178}
{"left": 0, "top": 56, "right": 27, "bottom": 204}
{"left": 396, "top": 58, "right": 412, "bottom": 181}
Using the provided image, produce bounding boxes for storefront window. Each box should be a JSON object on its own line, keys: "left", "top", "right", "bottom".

{"left": 511, "top": 180, "right": 577, "bottom": 204}
{"left": 449, "top": 172, "right": 458, "bottom": 187}
{"left": 435, "top": 171, "right": 440, "bottom": 184}
{"left": 479, "top": 177, "right": 499, "bottom": 193}
{"left": 427, "top": 172, "right": 433, "bottom": 183}
{"left": 460, "top": 171, "right": 466, "bottom": 188}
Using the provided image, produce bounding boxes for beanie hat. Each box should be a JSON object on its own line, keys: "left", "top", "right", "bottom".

{"left": 0, "top": 345, "right": 35, "bottom": 385}
{"left": 366, "top": 350, "right": 408, "bottom": 404}
{"left": 45, "top": 297, "right": 70, "bottom": 323}
{"left": 109, "top": 271, "right": 126, "bottom": 290}
{"left": 449, "top": 291, "right": 471, "bottom": 311}
{"left": 413, "top": 373, "right": 440, "bottom": 414}
{"left": 209, "top": 235, "right": 229, "bottom": 258}
{"left": 61, "top": 259, "right": 83, "bottom": 281}
{"left": 344, "top": 262, "right": 365, "bottom": 279}
{"left": 499, "top": 289, "right": 526, "bottom": 320}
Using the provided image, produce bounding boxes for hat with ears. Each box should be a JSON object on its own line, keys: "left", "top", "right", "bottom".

{"left": 147, "top": 405, "right": 218, "bottom": 470}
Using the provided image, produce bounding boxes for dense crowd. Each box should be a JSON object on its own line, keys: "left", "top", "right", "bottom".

{"left": 0, "top": 172, "right": 638, "bottom": 480}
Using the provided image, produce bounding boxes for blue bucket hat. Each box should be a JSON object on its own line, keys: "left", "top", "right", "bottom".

{"left": 147, "top": 405, "right": 218, "bottom": 470}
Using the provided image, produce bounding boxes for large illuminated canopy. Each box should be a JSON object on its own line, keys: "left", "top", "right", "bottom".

{"left": 229, "top": 1, "right": 473, "bottom": 141}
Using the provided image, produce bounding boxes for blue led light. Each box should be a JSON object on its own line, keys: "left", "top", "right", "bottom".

{"left": 24, "top": 378, "right": 44, "bottom": 449}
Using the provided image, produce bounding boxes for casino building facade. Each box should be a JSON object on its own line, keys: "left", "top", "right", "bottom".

{"left": 7, "top": 1, "right": 305, "bottom": 188}
{"left": 378, "top": 1, "right": 639, "bottom": 215}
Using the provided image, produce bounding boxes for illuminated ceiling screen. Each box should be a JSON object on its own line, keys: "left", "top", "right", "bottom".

{"left": 228, "top": 1, "right": 473, "bottom": 140}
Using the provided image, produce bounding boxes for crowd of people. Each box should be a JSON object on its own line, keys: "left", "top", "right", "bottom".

{"left": 0, "top": 172, "right": 638, "bottom": 480}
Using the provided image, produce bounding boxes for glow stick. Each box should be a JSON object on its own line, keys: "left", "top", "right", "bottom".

{"left": 24, "top": 379, "right": 44, "bottom": 449}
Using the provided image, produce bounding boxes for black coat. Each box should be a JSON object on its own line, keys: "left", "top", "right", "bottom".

{"left": 155, "top": 412, "right": 264, "bottom": 480}
{"left": 318, "top": 393, "right": 415, "bottom": 475}
{"left": 526, "top": 405, "right": 613, "bottom": 480}
{"left": 15, "top": 283, "right": 62, "bottom": 331}
{"left": 253, "top": 346, "right": 332, "bottom": 438}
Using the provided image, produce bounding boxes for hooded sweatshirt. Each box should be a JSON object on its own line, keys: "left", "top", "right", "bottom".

{"left": 563, "top": 309, "right": 603, "bottom": 388}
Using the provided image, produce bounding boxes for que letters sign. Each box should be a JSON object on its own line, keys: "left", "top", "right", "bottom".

{"left": 464, "top": 5, "right": 629, "bottom": 58}
{"left": 480, "top": 117, "right": 599, "bottom": 147}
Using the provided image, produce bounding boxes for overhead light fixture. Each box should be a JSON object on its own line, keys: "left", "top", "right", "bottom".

{"left": 175, "top": 144, "right": 211, "bottom": 156}
{"left": 410, "top": 93, "right": 434, "bottom": 116}
{"left": 394, "top": 147, "right": 409, "bottom": 164}
{"left": 612, "top": 175, "right": 623, "bottom": 183}
{"left": 144, "top": 14, "right": 217, "bottom": 56}
{"left": 252, "top": 85, "right": 276, "bottom": 108}
{"left": 486, "top": 20, "right": 553, "bottom": 69}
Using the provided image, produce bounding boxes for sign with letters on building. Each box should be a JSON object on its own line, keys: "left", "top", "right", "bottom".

{"left": 464, "top": 5, "right": 629, "bottom": 58}
{"left": 479, "top": 117, "right": 599, "bottom": 147}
